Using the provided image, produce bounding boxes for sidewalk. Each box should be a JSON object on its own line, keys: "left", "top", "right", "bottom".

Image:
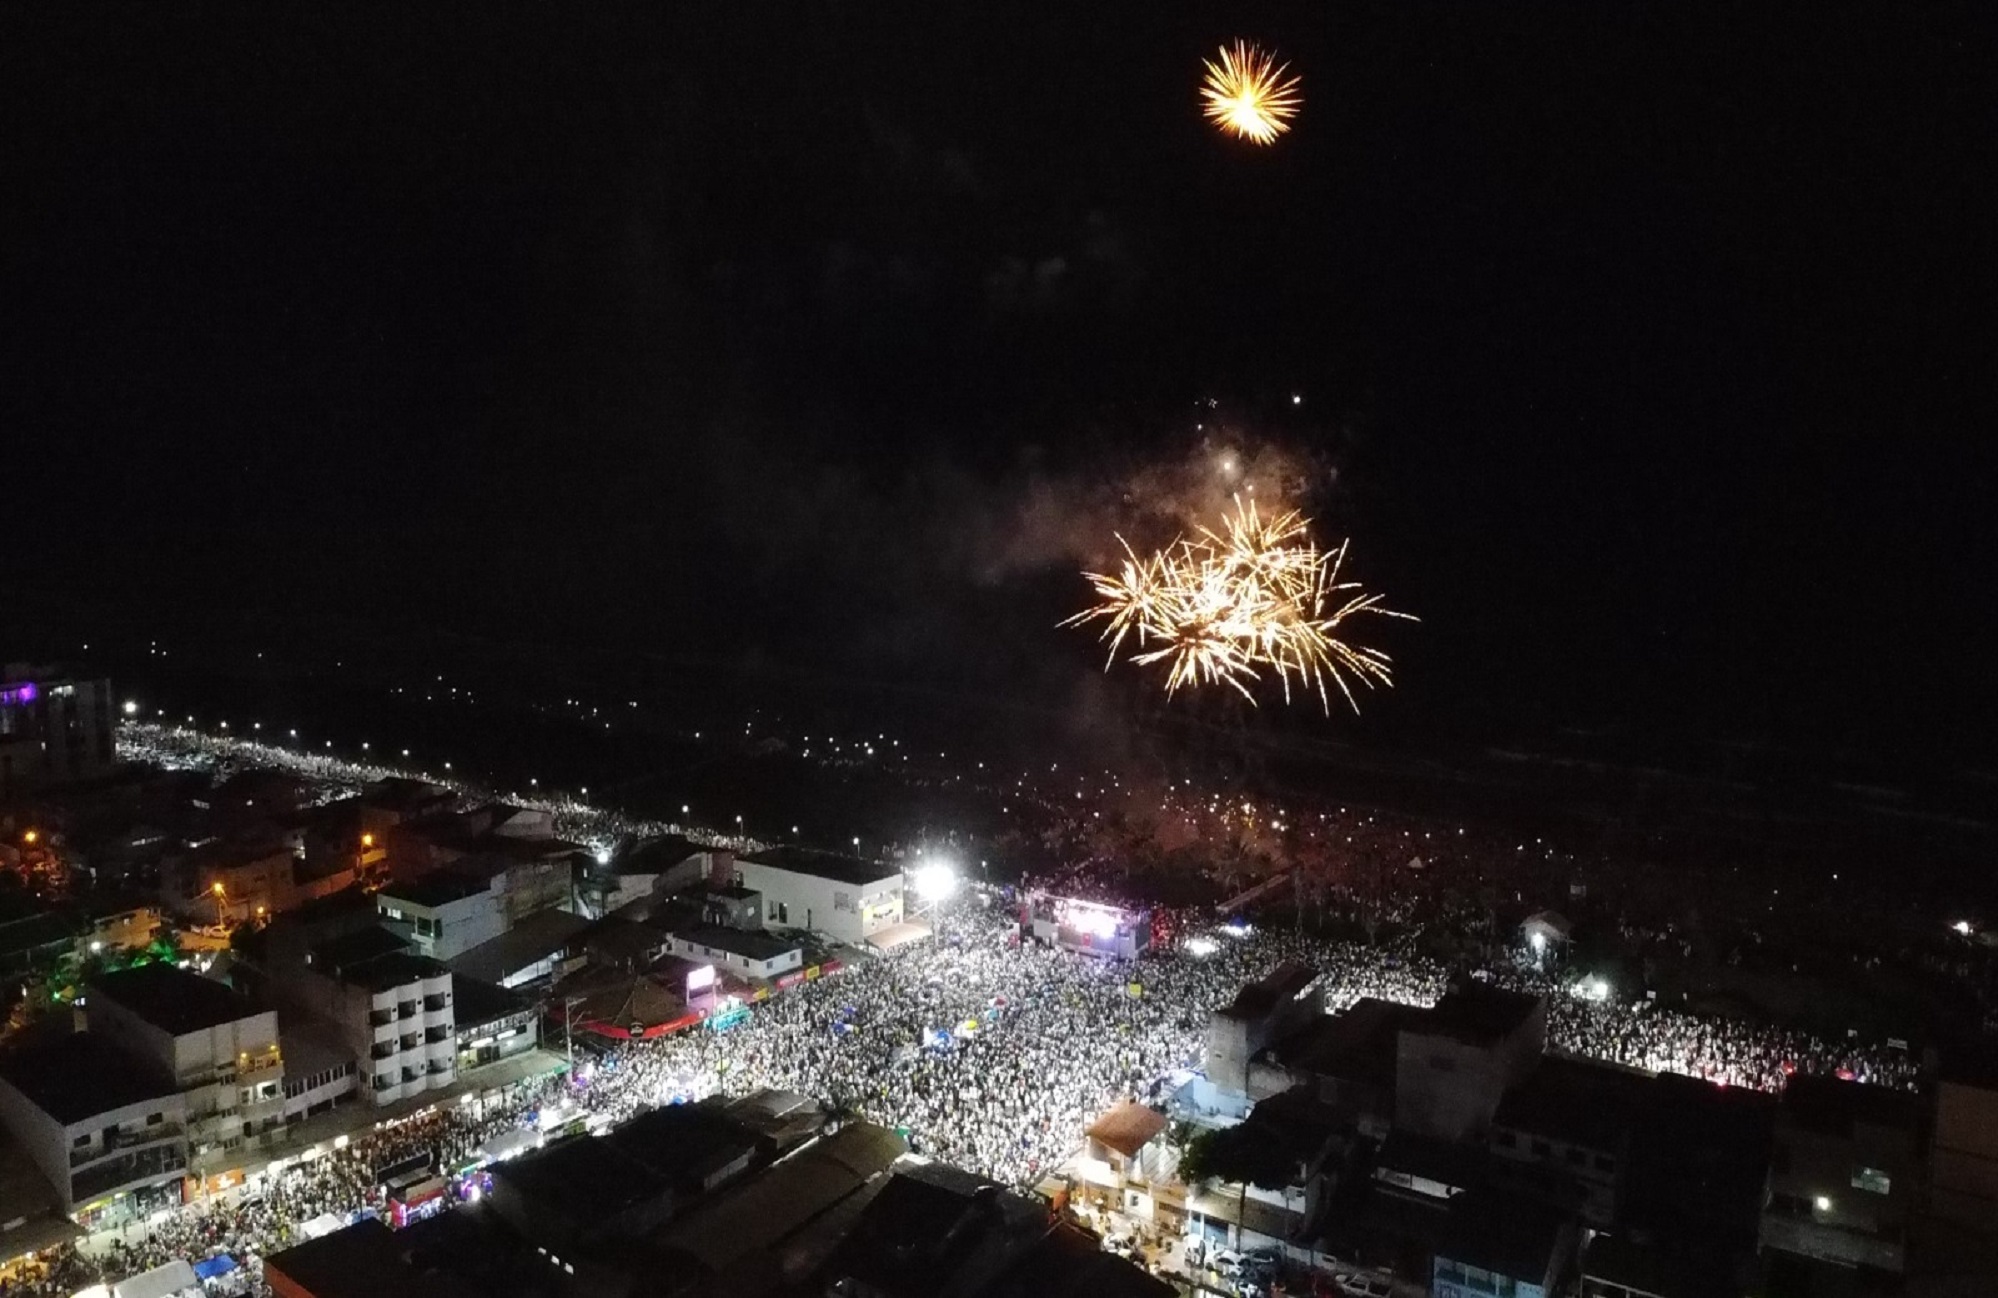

{"left": 75, "top": 1048, "right": 566, "bottom": 1258}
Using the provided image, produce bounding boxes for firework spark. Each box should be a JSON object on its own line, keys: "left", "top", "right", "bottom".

{"left": 1200, "top": 41, "right": 1303, "bottom": 145}
{"left": 1065, "top": 497, "right": 1412, "bottom": 713}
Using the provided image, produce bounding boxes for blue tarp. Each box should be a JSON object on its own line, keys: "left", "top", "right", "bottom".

{"left": 193, "top": 1255, "right": 238, "bottom": 1281}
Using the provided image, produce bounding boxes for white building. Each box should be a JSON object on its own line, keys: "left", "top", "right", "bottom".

{"left": 664, "top": 926, "right": 804, "bottom": 982}
{"left": 0, "top": 1033, "right": 188, "bottom": 1226}
{"left": 377, "top": 873, "right": 507, "bottom": 962}
{"left": 733, "top": 848, "right": 903, "bottom": 947}
{"left": 86, "top": 964, "right": 286, "bottom": 1174}
{"left": 281, "top": 929, "right": 457, "bottom": 1107}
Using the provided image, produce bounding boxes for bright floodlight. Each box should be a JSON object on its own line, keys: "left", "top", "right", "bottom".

{"left": 122, "top": 700, "right": 138, "bottom": 716}
{"left": 1184, "top": 936, "right": 1219, "bottom": 958}
{"left": 911, "top": 861, "right": 958, "bottom": 903}
{"left": 1953, "top": 920, "right": 1974, "bottom": 936}
{"left": 1529, "top": 931, "right": 1547, "bottom": 953}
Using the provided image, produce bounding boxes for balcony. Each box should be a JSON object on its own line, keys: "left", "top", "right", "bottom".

{"left": 423, "top": 994, "right": 451, "bottom": 1012}
{"left": 424, "top": 1025, "right": 452, "bottom": 1044}
{"left": 368, "top": 1008, "right": 395, "bottom": 1028}
{"left": 70, "top": 1124, "right": 184, "bottom": 1168}
{"left": 397, "top": 1001, "right": 419, "bottom": 1020}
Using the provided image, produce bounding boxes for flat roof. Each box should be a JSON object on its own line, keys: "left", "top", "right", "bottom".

{"left": 608, "top": 1104, "right": 759, "bottom": 1189}
{"left": 1780, "top": 1072, "right": 1921, "bottom": 1135}
{"left": 266, "top": 1218, "right": 486, "bottom": 1298}
{"left": 1494, "top": 1055, "right": 1651, "bottom": 1152}
{"left": 1414, "top": 983, "right": 1542, "bottom": 1045}
{"left": 339, "top": 952, "right": 449, "bottom": 993}
{"left": 310, "top": 924, "right": 411, "bottom": 973}
{"left": 91, "top": 963, "right": 261, "bottom": 1036}
{"left": 379, "top": 872, "right": 489, "bottom": 909}
{"left": 0, "top": 1033, "right": 180, "bottom": 1126}
{"left": 738, "top": 846, "right": 900, "bottom": 888}
{"left": 450, "top": 975, "right": 530, "bottom": 1032}
{"left": 490, "top": 1136, "right": 667, "bottom": 1220}
{"left": 673, "top": 924, "right": 801, "bottom": 963}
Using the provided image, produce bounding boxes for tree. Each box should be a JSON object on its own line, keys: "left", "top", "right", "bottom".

{"left": 1178, "top": 1120, "right": 1294, "bottom": 1245}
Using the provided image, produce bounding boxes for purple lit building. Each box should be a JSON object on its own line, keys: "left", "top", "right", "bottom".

{"left": 0, "top": 664, "right": 116, "bottom": 791}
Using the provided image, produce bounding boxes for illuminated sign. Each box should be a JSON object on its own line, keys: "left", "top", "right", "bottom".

{"left": 686, "top": 964, "right": 716, "bottom": 992}
{"left": 0, "top": 683, "right": 36, "bottom": 706}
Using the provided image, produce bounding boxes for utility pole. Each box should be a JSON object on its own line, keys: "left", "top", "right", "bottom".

{"left": 562, "top": 994, "right": 584, "bottom": 1075}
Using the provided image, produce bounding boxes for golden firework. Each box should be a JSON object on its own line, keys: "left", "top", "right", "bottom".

{"left": 1200, "top": 40, "right": 1303, "bottom": 145}
{"left": 1065, "top": 497, "right": 1412, "bottom": 713}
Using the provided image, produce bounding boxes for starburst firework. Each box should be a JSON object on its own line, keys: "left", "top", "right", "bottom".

{"left": 1065, "top": 497, "right": 1411, "bottom": 713}
{"left": 1200, "top": 40, "right": 1303, "bottom": 145}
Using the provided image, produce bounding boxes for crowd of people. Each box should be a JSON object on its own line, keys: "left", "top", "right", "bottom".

{"left": 0, "top": 876, "right": 1927, "bottom": 1298}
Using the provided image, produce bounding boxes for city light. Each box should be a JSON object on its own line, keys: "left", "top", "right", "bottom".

{"left": 122, "top": 700, "right": 138, "bottom": 715}
{"left": 1814, "top": 1195, "right": 1832, "bottom": 1212}
{"left": 1183, "top": 936, "right": 1219, "bottom": 957}
{"left": 910, "top": 861, "right": 959, "bottom": 903}
{"left": 1953, "top": 920, "right": 1974, "bottom": 936}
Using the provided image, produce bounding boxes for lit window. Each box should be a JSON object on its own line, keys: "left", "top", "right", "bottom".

{"left": 1852, "top": 1167, "right": 1892, "bottom": 1195}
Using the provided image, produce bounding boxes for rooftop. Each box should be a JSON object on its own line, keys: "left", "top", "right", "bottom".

{"left": 90, "top": 963, "right": 263, "bottom": 1036}
{"left": 0, "top": 1033, "right": 180, "bottom": 1126}
{"left": 379, "top": 872, "right": 490, "bottom": 909}
{"left": 1289, "top": 996, "right": 1428, "bottom": 1087}
{"left": 309, "top": 924, "right": 411, "bottom": 974}
{"left": 265, "top": 1218, "right": 485, "bottom": 1298}
{"left": 450, "top": 975, "right": 530, "bottom": 1032}
{"left": 607, "top": 1103, "right": 760, "bottom": 1189}
{"left": 338, "top": 952, "right": 450, "bottom": 993}
{"left": 1494, "top": 1055, "right": 1651, "bottom": 1152}
{"left": 445, "top": 906, "right": 589, "bottom": 986}
{"left": 1780, "top": 1072, "right": 1921, "bottom": 1137}
{"left": 491, "top": 1135, "right": 668, "bottom": 1220}
{"left": 738, "top": 845, "right": 901, "bottom": 888}
{"left": 672, "top": 924, "right": 802, "bottom": 963}
{"left": 1415, "top": 982, "right": 1543, "bottom": 1046}
{"left": 1218, "top": 960, "right": 1320, "bottom": 1021}
{"left": 1086, "top": 1101, "right": 1168, "bottom": 1159}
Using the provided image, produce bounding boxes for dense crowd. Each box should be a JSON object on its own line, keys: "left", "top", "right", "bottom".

{"left": 0, "top": 880, "right": 1924, "bottom": 1298}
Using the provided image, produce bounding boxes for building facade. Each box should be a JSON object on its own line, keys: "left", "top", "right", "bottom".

{"left": 0, "top": 670, "right": 116, "bottom": 791}
{"left": 734, "top": 848, "right": 903, "bottom": 947}
{"left": 0, "top": 1034, "right": 189, "bottom": 1225}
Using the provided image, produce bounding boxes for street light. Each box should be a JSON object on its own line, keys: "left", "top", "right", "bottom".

{"left": 211, "top": 881, "right": 227, "bottom": 928}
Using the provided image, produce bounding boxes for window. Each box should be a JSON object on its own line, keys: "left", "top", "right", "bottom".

{"left": 146, "top": 1113, "right": 162, "bottom": 1126}
{"left": 834, "top": 890, "right": 854, "bottom": 913}
{"left": 73, "top": 1133, "right": 90, "bottom": 1148}
{"left": 1852, "top": 1167, "right": 1892, "bottom": 1195}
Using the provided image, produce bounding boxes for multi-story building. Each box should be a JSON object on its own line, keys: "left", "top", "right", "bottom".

{"left": 733, "top": 847, "right": 903, "bottom": 947}
{"left": 376, "top": 873, "right": 507, "bottom": 963}
{"left": 85, "top": 964, "right": 286, "bottom": 1173}
{"left": 278, "top": 928, "right": 456, "bottom": 1106}
{"left": 1204, "top": 961, "right": 1325, "bottom": 1097}
{"left": 1489, "top": 1055, "right": 1649, "bottom": 1228}
{"left": 664, "top": 925, "right": 803, "bottom": 982}
{"left": 1394, "top": 983, "right": 1546, "bottom": 1143}
{"left": 162, "top": 835, "right": 299, "bottom": 926}
{"left": 0, "top": 668, "right": 116, "bottom": 791}
{"left": 0, "top": 1033, "right": 188, "bottom": 1226}
{"left": 1760, "top": 1074, "right": 1922, "bottom": 1274}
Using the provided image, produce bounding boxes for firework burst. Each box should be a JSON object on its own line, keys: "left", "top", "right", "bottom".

{"left": 1200, "top": 40, "right": 1303, "bottom": 145}
{"left": 1065, "top": 497, "right": 1412, "bottom": 713}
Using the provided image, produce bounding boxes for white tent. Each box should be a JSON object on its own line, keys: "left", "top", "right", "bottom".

{"left": 110, "top": 1260, "right": 199, "bottom": 1298}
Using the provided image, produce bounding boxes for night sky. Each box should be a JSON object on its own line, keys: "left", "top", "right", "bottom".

{"left": 7, "top": 3, "right": 1993, "bottom": 766}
